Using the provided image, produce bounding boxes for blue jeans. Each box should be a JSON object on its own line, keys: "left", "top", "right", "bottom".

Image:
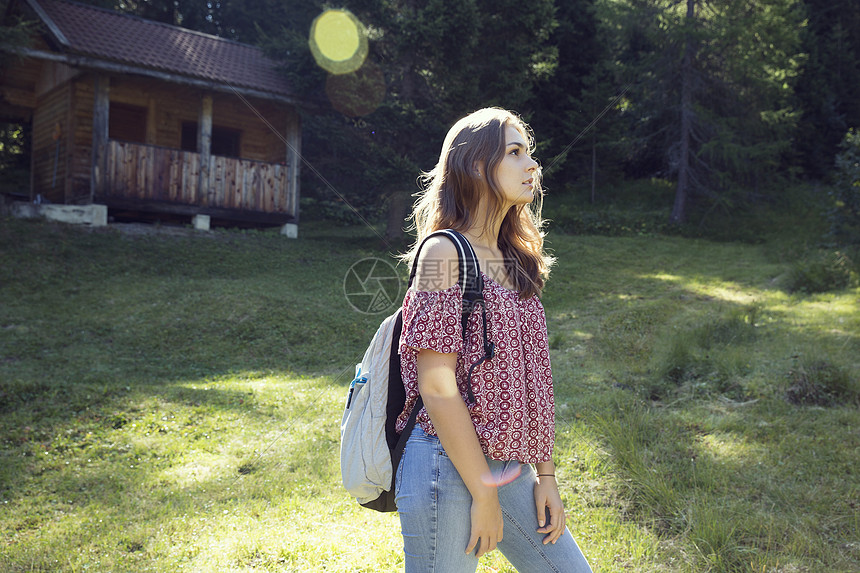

{"left": 395, "top": 426, "right": 593, "bottom": 573}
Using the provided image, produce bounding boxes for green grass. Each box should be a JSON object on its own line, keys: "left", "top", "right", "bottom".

{"left": 1, "top": 216, "right": 858, "bottom": 572}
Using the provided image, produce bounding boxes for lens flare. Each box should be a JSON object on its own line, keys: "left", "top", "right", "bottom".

{"left": 309, "top": 9, "right": 368, "bottom": 75}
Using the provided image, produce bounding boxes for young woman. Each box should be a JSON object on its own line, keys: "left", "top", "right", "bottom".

{"left": 394, "top": 108, "right": 593, "bottom": 572}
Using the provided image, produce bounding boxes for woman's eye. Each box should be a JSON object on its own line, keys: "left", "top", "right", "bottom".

{"left": 510, "top": 149, "right": 519, "bottom": 156}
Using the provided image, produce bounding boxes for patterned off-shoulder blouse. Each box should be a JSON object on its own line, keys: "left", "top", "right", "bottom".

{"left": 396, "top": 272, "right": 555, "bottom": 463}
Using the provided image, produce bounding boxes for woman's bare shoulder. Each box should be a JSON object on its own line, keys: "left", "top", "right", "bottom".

{"left": 413, "top": 235, "right": 460, "bottom": 291}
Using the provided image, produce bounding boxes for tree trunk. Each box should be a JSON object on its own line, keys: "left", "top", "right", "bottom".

{"left": 591, "top": 131, "right": 597, "bottom": 204}
{"left": 671, "top": 0, "right": 696, "bottom": 225}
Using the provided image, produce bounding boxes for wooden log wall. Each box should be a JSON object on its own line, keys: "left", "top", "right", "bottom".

{"left": 31, "top": 82, "right": 69, "bottom": 204}
{"left": 68, "top": 77, "right": 92, "bottom": 204}
{"left": 104, "top": 141, "right": 292, "bottom": 215}
{"left": 0, "top": 58, "right": 40, "bottom": 113}
{"left": 106, "top": 77, "right": 289, "bottom": 163}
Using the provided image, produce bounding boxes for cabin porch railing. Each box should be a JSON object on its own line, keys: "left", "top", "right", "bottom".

{"left": 100, "top": 140, "right": 293, "bottom": 216}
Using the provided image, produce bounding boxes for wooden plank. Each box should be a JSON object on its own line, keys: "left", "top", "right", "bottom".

{"left": 231, "top": 160, "right": 241, "bottom": 209}
{"left": 181, "top": 152, "right": 191, "bottom": 204}
{"left": 215, "top": 157, "right": 225, "bottom": 208}
{"left": 118, "top": 142, "right": 127, "bottom": 196}
{"left": 240, "top": 162, "right": 249, "bottom": 210}
{"left": 259, "top": 164, "right": 269, "bottom": 212}
{"left": 128, "top": 143, "right": 138, "bottom": 198}
{"left": 158, "top": 147, "right": 168, "bottom": 200}
{"left": 273, "top": 164, "right": 282, "bottom": 212}
{"left": 230, "top": 159, "right": 237, "bottom": 209}
{"left": 108, "top": 141, "right": 117, "bottom": 196}
{"left": 112, "top": 141, "right": 120, "bottom": 196}
{"left": 138, "top": 145, "right": 146, "bottom": 199}
{"left": 152, "top": 146, "right": 163, "bottom": 201}
{"left": 251, "top": 167, "right": 260, "bottom": 211}
{"left": 188, "top": 152, "right": 199, "bottom": 204}
{"left": 110, "top": 140, "right": 118, "bottom": 196}
{"left": 246, "top": 161, "right": 254, "bottom": 209}
{"left": 147, "top": 146, "right": 155, "bottom": 199}
{"left": 125, "top": 143, "right": 132, "bottom": 196}
{"left": 135, "top": 144, "right": 144, "bottom": 199}
{"left": 169, "top": 149, "right": 180, "bottom": 202}
{"left": 113, "top": 141, "right": 121, "bottom": 196}
{"left": 264, "top": 165, "right": 275, "bottom": 213}
{"left": 226, "top": 158, "right": 238, "bottom": 209}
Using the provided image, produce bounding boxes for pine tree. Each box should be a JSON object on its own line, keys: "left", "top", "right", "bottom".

{"left": 611, "top": 0, "right": 804, "bottom": 223}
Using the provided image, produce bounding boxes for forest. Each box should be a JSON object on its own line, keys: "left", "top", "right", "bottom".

{"left": 2, "top": 0, "right": 860, "bottom": 245}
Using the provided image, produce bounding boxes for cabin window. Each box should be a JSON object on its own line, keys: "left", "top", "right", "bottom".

{"left": 109, "top": 103, "right": 147, "bottom": 143}
{"left": 180, "top": 121, "right": 241, "bottom": 158}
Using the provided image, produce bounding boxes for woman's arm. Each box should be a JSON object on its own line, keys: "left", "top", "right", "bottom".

{"left": 417, "top": 349, "right": 504, "bottom": 558}
{"left": 411, "top": 236, "right": 504, "bottom": 558}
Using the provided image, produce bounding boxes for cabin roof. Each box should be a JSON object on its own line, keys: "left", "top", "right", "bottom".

{"left": 25, "top": 0, "right": 297, "bottom": 101}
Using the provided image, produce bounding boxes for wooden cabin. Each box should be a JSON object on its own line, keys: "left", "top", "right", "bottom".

{"left": 1, "top": 0, "right": 307, "bottom": 230}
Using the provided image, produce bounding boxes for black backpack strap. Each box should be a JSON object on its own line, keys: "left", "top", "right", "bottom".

{"left": 406, "top": 229, "right": 494, "bottom": 404}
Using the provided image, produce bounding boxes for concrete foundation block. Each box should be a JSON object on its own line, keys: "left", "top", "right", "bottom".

{"left": 192, "top": 214, "right": 211, "bottom": 231}
{"left": 90, "top": 204, "right": 108, "bottom": 227}
{"left": 11, "top": 203, "right": 108, "bottom": 226}
{"left": 280, "top": 223, "right": 298, "bottom": 238}
{"left": 41, "top": 204, "right": 94, "bottom": 225}
{"left": 10, "top": 202, "right": 40, "bottom": 219}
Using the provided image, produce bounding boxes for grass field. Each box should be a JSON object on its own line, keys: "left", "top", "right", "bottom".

{"left": 0, "top": 215, "right": 858, "bottom": 572}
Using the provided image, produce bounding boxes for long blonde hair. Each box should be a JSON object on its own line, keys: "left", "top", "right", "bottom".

{"left": 403, "top": 108, "right": 554, "bottom": 299}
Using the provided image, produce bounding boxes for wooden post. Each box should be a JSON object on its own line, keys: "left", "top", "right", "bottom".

{"left": 285, "top": 111, "right": 301, "bottom": 221}
{"left": 91, "top": 74, "right": 109, "bottom": 199}
{"left": 198, "top": 94, "right": 213, "bottom": 206}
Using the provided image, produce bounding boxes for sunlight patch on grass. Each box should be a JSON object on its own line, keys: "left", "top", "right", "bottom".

{"left": 640, "top": 272, "right": 766, "bottom": 305}
{"left": 642, "top": 272, "right": 684, "bottom": 283}
{"left": 698, "top": 432, "right": 763, "bottom": 467}
{"left": 770, "top": 293, "right": 859, "bottom": 333}
{"left": 157, "top": 454, "right": 228, "bottom": 488}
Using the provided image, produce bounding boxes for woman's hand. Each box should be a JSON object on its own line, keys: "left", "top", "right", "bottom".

{"left": 534, "top": 474, "right": 566, "bottom": 545}
{"left": 466, "top": 488, "right": 504, "bottom": 557}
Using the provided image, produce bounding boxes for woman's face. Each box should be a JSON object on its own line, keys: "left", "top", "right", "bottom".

{"left": 493, "top": 125, "right": 539, "bottom": 209}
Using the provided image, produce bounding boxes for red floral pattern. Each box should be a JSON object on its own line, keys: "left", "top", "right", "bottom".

{"left": 396, "top": 272, "right": 555, "bottom": 463}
